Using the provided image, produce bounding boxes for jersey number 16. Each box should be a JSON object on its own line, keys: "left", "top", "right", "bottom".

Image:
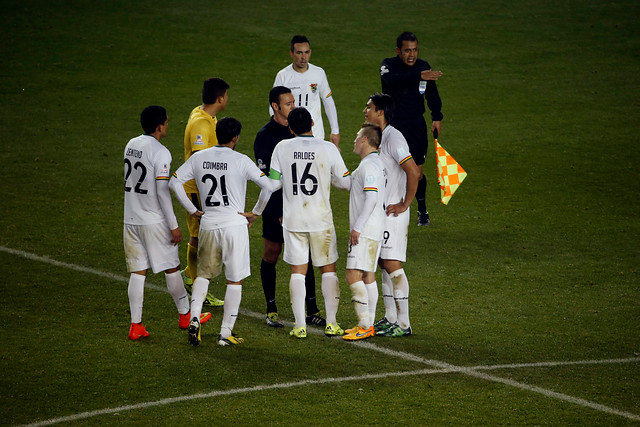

{"left": 291, "top": 162, "right": 318, "bottom": 196}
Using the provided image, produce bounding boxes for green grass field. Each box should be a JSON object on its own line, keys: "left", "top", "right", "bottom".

{"left": 1, "top": 0, "right": 639, "bottom": 425}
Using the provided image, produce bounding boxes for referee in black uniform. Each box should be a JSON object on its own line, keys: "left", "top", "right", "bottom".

{"left": 254, "top": 86, "right": 325, "bottom": 327}
{"left": 380, "top": 31, "right": 443, "bottom": 226}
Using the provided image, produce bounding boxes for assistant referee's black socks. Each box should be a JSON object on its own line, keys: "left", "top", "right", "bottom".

{"left": 304, "top": 265, "right": 320, "bottom": 315}
{"left": 417, "top": 174, "right": 427, "bottom": 212}
{"left": 260, "top": 259, "right": 277, "bottom": 313}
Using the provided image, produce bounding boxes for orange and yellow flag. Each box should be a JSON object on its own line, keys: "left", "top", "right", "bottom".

{"left": 435, "top": 137, "right": 467, "bottom": 205}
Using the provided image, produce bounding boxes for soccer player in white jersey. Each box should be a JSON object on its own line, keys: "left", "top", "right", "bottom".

{"left": 123, "top": 106, "right": 211, "bottom": 340}
{"left": 343, "top": 123, "right": 387, "bottom": 341}
{"left": 169, "top": 117, "right": 276, "bottom": 346}
{"left": 269, "top": 107, "right": 351, "bottom": 339}
{"left": 273, "top": 35, "right": 340, "bottom": 147}
{"left": 364, "top": 94, "right": 421, "bottom": 337}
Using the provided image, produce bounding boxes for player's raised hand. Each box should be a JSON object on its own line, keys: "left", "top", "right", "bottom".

{"left": 420, "top": 69, "right": 443, "bottom": 81}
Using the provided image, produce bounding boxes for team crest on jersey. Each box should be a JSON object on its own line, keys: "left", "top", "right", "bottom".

{"left": 310, "top": 83, "right": 318, "bottom": 93}
{"left": 380, "top": 65, "right": 389, "bottom": 76}
{"left": 195, "top": 134, "right": 204, "bottom": 146}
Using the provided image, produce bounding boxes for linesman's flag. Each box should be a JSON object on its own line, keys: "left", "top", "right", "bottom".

{"left": 434, "top": 132, "right": 467, "bottom": 205}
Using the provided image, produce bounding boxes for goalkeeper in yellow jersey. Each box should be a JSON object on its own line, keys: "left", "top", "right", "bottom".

{"left": 181, "top": 78, "right": 230, "bottom": 307}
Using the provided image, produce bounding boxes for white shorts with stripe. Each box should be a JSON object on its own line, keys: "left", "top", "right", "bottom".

{"left": 379, "top": 209, "right": 409, "bottom": 263}
{"left": 123, "top": 222, "right": 179, "bottom": 274}
{"left": 197, "top": 224, "right": 250, "bottom": 283}
{"left": 283, "top": 226, "right": 338, "bottom": 267}
{"left": 346, "top": 236, "right": 382, "bottom": 273}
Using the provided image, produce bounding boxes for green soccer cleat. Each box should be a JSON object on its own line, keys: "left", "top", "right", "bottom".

{"left": 182, "top": 270, "right": 224, "bottom": 307}
{"left": 217, "top": 333, "right": 244, "bottom": 346}
{"left": 187, "top": 317, "right": 201, "bottom": 347}
{"left": 324, "top": 323, "right": 344, "bottom": 337}
{"left": 373, "top": 317, "right": 394, "bottom": 333}
{"left": 266, "top": 312, "right": 284, "bottom": 328}
{"left": 290, "top": 326, "right": 307, "bottom": 339}
{"left": 203, "top": 295, "right": 224, "bottom": 307}
{"left": 377, "top": 323, "right": 412, "bottom": 337}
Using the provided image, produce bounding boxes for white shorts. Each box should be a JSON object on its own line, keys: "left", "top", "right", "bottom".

{"left": 123, "top": 222, "right": 179, "bottom": 274}
{"left": 197, "top": 224, "right": 250, "bottom": 283}
{"left": 346, "top": 236, "right": 381, "bottom": 273}
{"left": 283, "top": 226, "right": 338, "bottom": 267}
{"left": 379, "top": 209, "right": 409, "bottom": 262}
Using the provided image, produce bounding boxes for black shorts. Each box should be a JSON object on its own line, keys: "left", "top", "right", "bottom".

{"left": 261, "top": 190, "right": 284, "bottom": 243}
{"left": 392, "top": 118, "right": 429, "bottom": 166}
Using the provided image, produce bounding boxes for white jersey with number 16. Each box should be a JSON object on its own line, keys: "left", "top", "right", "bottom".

{"left": 270, "top": 135, "right": 350, "bottom": 233}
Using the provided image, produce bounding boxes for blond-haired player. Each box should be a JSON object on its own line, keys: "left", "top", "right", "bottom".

{"left": 343, "top": 123, "right": 386, "bottom": 341}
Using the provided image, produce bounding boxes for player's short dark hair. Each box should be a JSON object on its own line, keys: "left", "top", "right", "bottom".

{"left": 369, "top": 93, "right": 395, "bottom": 124}
{"left": 290, "top": 34, "right": 310, "bottom": 51}
{"left": 216, "top": 117, "right": 242, "bottom": 145}
{"left": 396, "top": 31, "right": 418, "bottom": 49}
{"left": 202, "top": 77, "right": 229, "bottom": 104}
{"left": 140, "top": 105, "right": 167, "bottom": 134}
{"left": 270, "top": 86, "right": 292, "bottom": 108}
{"left": 360, "top": 123, "right": 382, "bottom": 150}
{"left": 288, "top": 107, "right": 312, "bottom": 135}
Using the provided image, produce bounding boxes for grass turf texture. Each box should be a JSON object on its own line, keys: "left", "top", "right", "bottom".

{"left": 1, "top": 0, "right": 639, "bottom": 425}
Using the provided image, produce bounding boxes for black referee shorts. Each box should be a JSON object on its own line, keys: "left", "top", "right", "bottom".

{"left": 392, "top": 118, "right": 429, "bottom": 166}
{"left": 261, "top": 190, "right": 284, "bottom": 243}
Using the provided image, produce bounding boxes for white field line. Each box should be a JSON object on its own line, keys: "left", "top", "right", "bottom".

{"left": 3, "top": 246, "right": 639, "bottom": 425}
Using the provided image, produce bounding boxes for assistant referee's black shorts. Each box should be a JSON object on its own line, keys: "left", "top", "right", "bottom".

{"left": 261, "top": 190, "right": 284, "bottom": 243}
{"left": 392, "top": 117, "right": 429, "bottom": 166}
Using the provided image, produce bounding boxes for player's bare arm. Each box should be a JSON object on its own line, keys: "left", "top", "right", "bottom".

{"left": 330, "top": 133, "right": 340, "bottom": 147}
{"left": 386, "top": 158, "right": 420, "bottom": 216}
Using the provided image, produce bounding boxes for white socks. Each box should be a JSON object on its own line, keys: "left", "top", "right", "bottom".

{"left": 220, "top": 285, "right": 242, "bottom": 339}
{"left": 190, "top": 277, "right": 210, "bottom": 321}
{"left": 128, "top": 273, "right": 146, "bottom": 323}
{"left": 390, "top": 269, "right": 410, "bottom": 329}
{"left": 165, "top": 271, "right": 189, "bottom": 315}
{"left": 349, "top": 280, "right": 370, "bottom": 329}
{"left": 322, "top": 272, "right": 340, "bottom": 325}
{"left": 365, "top": 281, "right": 378, "bottom": 327}
{"left": 381, "top": 270, "right": 397, "bottom": 323}
{"left": 290, "top": 273, "right": 306, "bottom": 328}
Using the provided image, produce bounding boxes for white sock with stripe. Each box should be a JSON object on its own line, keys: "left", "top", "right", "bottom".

{"left": 190, "top": 277, "right": 210, "bottom": 321}
{"left": 165, "top": 271, "right": 189, "bottom": 315}
{"left": 391, "top": 268, "right": 410, "bottom": 329}
{"left": 289, "top": 273, "right": 307, "bottom": 328}
{"left": 322, "top": 272, "right": 340, "bottom": 325}
{"left": 220, "top": 285, "right": 242, "bottom": 339}
{"left": 128, "top": 273, "right": 145, "bottom": 323}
